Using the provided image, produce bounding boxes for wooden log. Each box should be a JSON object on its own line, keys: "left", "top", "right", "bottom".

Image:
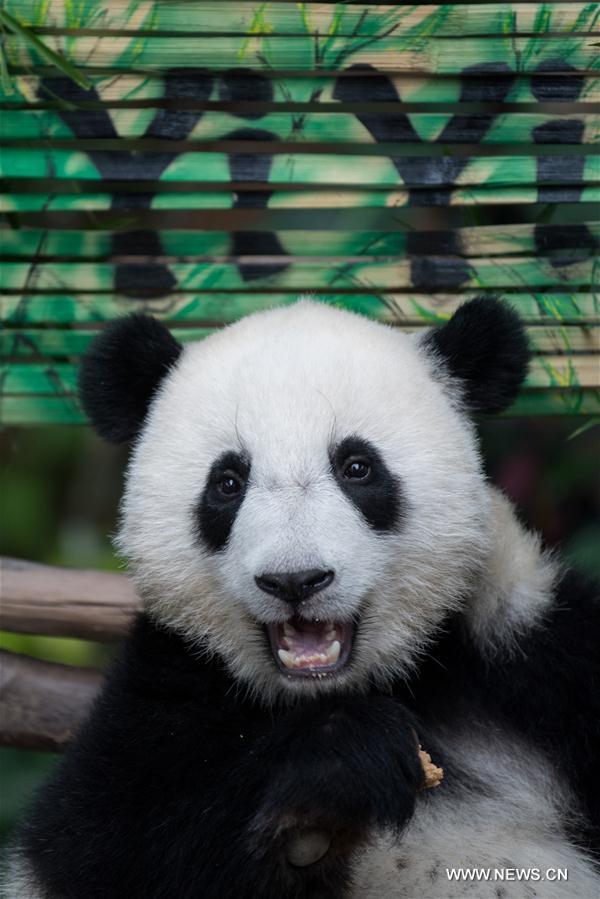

{"left": 0, "top": 557, "right": 140, "bottom": 641}
{"left": 0, "top": 650, "right": 102, "bottom": 751}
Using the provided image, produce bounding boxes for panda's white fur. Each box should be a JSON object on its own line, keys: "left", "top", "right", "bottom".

{"left": 352, "top": 732, "right": 600, "bottom": 899}
{"left": 118, "top": 300, "right": 490, "bottom": 702}
{"left": 464, "top": 488, "right": 558, "bottom": 654}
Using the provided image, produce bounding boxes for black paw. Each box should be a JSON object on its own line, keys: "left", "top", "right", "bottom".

{"left": 249, "top": 697, "right": 423, "bottom": 868}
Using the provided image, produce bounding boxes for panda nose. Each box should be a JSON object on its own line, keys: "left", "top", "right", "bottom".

{"left": 255, "top": 569, "right": 335, "bottom": 605}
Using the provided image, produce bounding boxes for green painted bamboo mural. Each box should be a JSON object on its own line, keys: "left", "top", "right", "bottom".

{"left": 1, "top": 0, "right": 599, "bottom": 423}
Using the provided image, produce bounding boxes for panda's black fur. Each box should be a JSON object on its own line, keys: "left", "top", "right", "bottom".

{"left": 8, "top": 298, "right": 600, "bottom": 898}
{"left": 14, "top": 616, "right": 423, "bottom": 899}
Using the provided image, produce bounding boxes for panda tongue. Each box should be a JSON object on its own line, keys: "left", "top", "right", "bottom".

{"left": 285, "top": 617, "right": 335, "bottom": 654}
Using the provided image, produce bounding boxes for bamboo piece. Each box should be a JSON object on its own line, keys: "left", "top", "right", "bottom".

{"left": 0, "top": 256, "right": 595, "bottom": 293}
{"left": 1, "top": 225, "right": 598, "bottom": 261}
{"left": 6, "top": 35, "right": 599, "bottom": 74}
{"left": 4, "top": 74, "right": 598, "bottom": 107}
{"left": 2, "top": 149, "right": 596, "bottom": 191}
{"left": 13, "top": 2, "right": 600, "bottom": 38}
{"left": 4, "top": 110, "right": 597, "bottom": 145}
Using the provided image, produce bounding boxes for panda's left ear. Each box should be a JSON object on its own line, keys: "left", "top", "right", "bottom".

{"left": 78, "top": 314, "right": 182, "bottom": 443}
{"left": 421, "top": 297, "right": 530, "bottom": 414}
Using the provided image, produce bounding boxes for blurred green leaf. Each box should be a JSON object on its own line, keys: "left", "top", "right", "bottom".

{"left": 0, "top": 9, "right": 92, "bottom": 89}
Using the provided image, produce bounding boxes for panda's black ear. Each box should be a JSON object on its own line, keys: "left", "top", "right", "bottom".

{"left": 79, "top": 314, "right": 182, "bottom": 443}
{"left": 422, "top": 297, "right": 530, "bottom": 414}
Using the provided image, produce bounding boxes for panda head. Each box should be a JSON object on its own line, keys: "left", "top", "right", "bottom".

{"left": 80, "top": 299, "right": 529, "bottom": 702}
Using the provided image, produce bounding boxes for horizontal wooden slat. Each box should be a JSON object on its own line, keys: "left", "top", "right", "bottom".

{"left": 6, "top": 33, "right": 599, "bottom": 74}
{"left": 0, "top": 256, "right": 594, "bottom": 292}
{"left": 4, "top": 73, "right": 598, "bottom": 107}
{"left": 4, "top": 109, "right": 597, "bottom": 144}
{"left": 3, "top": 189, "right": 599, "bottom": 218}
{"left": 0, "top": 327, "right": 213, "bottom": 356}
{"left": 3, "top": 293, "right": 598, "bottom": 325}
{"left": 1, "top": 225, "right": 598, "bottom": 260}
{"left": 1, "top": 149, "right": 597, "bottom": 190}
{"left": 4, "top": 190, "right": 599, "bottom": 218}
{"left": 13, "top": 3, "right": 600, "bottom": 37}
{"left": 3, "top": 388, "right": 599, "bottom": 424}
{"left": 5, "top": 210, "right": 598, "bottom": 250}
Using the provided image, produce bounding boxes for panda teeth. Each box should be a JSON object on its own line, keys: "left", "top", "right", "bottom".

{"left": 277, "top": 640, "right": 341, "bottom": 670}
{"left": 327, "top": 640, "right": 341, "bottom": 665}
{"left": 283, "top": 621, "right": 297, "bottom": 637}
{"left": 278, "top": 649, "right": 296, "bottom": 668}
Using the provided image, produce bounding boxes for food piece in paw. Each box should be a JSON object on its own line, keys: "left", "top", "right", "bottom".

{"left": 418, "top": 746, "right": 444, "bottom": 788}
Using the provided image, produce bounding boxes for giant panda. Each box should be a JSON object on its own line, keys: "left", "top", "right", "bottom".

{"left": 6, "top": 298, "right": 600, "bottom": 899}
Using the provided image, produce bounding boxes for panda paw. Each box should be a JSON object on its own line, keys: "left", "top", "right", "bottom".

{"left": 248, "top": 696, "right": 423, "bottom": 870}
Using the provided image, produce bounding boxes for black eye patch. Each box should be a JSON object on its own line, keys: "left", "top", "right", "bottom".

{"left": 195, "top": 451, "right": 250, "bottom": 552}
{"left": 330, "top": 436, "right": 402, "bottom": 533}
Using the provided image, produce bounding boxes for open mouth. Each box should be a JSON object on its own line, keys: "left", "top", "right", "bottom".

{"left": 266, "top": 617, "right": 354, "bottom": 678}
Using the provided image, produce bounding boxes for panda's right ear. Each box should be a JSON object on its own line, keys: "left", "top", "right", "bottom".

{"left": 78, "top": 314, "right": 182, "bottom": 443}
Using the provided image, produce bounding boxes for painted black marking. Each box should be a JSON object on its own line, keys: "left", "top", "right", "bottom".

{"left": 225, "top": 127, "right": 288, "bottom": 281}
{"left": 219, "top": 68, "right": 273, "bottom": 115}
{"left": 530, "top": 60, "right": 597, "bottom": 263}
{"left": 333, "top": 63, "right": 514, "bottom": 289}
{"left": 39, "top": 72, "right": 214, "bottom": 297}
{"left": 38, "top": 72, "right": 289, "bottom": 288}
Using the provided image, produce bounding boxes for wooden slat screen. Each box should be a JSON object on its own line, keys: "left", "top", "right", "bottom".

{"left": 1, "top": 0, "right": 598, "bottom": 423}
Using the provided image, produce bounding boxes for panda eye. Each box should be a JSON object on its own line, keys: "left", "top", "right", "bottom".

{"left": 217, "top": 470, "right": 244, "bottom": 497}
{"left": 343, "top": 458, "right": 371, "bottom": 481}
